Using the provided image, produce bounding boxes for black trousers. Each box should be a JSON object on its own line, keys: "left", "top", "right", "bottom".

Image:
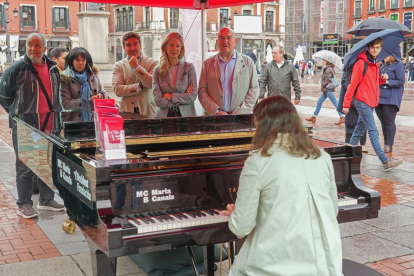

{"left": 346, "top": 131, "right": 367, "bottom": 146}
{"left": 167, "top": 109, "right": 182, "bottom": 117}
{"left": 375, "top": 104, "right": 398, "bottom": 146}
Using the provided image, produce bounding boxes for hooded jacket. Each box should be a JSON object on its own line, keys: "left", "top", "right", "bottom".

{"left": 378, "top": 48, "right": 405, "bottom": 110}
{"left": 60, "top": 65, "right": 109, "bottom": 111}
{"left": 0, "top": 54, "right": 62, "bottom": 127}
{"left": 343, "top": 51, "right": 385, "bottom": 108}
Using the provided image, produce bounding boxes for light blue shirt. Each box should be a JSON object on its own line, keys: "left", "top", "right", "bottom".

{"left": 219, "top": 51, "right": 237, "bottom": 113}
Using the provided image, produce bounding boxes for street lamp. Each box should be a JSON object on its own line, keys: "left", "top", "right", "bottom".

{"left": 227, "top": 16, "right": 232, "bottom": 28}
{"left": 4, "top": 0, "right": 19, "bottom": 63}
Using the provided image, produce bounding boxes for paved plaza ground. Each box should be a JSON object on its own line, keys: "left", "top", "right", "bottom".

{"left": 0, "top": 73, "right": 414, "bottom": 275}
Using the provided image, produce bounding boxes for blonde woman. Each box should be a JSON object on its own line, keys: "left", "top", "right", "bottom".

{"left": 152, "top": 32, "right": 197, "bottom": 117}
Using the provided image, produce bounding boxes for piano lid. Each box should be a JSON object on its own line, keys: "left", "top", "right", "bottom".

{"left": 14, "top": 112, "right": 256, "bottom": 150}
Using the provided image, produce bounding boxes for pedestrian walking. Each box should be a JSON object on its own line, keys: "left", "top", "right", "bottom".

{"left": 259, "top": 46, "right": 301, "bottom": 104}
{"left": 307, "top": 60, "right": 313, "bottom": 79}
{"left": 0, "top": 33, "right": 64, "bottom": 218}
{"left": 376, "top": 48, "right": 405, "bottom": 153}
{"left": 305, "top": 58, "right": 345, "bottom": 125}
{"left": 294, "top": 61, "right": 300, "bottom": 75}
{"left": 221, "top": 96, "right": 343, "bottom": 276}
{"left": 343, "top": 37, "right": 402, "bottom": 170}
{"left": 301, "top": 60, "right": 306, "bottom": 78}
{"left": 407, "top": 58, "right": 414, "bottom": 83}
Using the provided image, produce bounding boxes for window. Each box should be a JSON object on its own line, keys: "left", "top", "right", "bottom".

{"left": 354, "top": 19, "right": 361, "bottom": 26}
{"left": 391, "top": 14, "right": 399, "bottom": 21}
{"left": 337, "top": 2, "right": 344, "bottom": 13}
{"left": 243, "top": 10, "right": 252, "bottom": 15}
{"left": 117, "top": 10, "right": 121, "bottom": 26}
{"left": 220, "top": 9, "right": 229, "bottom": 29}
{"left": 379, "top": 0, "right": 386, "bottom": 10}
{"left": 129, "top": 8, "right": 133, "bottom": 25}
{"left": 335, "top": 21, "right": 343, "bottom": 34}
{"left": 53, "top": 7, "right": 69, "bottom": 28}
{"left": 0, "top": 5, "right": 3, "bottom": 27}
{"left": 391, "top": 0, "right": 399, "bottom": 9}
{"left": 406, "top": 0, "right": 414, "bottom": 7}
{"left": 354, "top": 1, "right": 361, "bottom": 16}
{"left": 170, "top": 9, "right": 179, "bottom": 28}
{"left": 265, "top": 11, "right": 274, "bottom": 32}
{"left": 21, "top": 6, "right": 36, "bottom": 28}
{"left": 369, "top": 0, "right": 375, "bottom": 11}
{"left": 122, "top": 8, "right": 128, "bottom": 25}
{"left": 145, "top": 7, "right": 150, "bottom": 29}
{"left": 404, "top": 12, "right": 412, "bottom": 30}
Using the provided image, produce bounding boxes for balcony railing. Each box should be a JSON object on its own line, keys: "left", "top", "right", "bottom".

{"left": 22, "top": 20, "right": 36, "bottom": 27}
{"left": 263, "top": 25, "right": 275, "bottom": 32}
{"left": 115, "top": 23, "right": 134, "bottom": 32}
{"left": 136, "top": 21, "right": 150, "bottom": 31}
{"left": 53, "top": 21, "right": 71, "bottom": 32}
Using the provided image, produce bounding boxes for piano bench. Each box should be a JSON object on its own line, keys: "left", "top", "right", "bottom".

{"left": 343, "top": 259, "right": 384, "bottom": 276}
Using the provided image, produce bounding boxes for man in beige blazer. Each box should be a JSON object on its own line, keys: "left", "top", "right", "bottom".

{"left": 198, "top": 28, "right": 259, "bottom": 115}
{"left": 112, "top": 32, "right": 157, "bottom": 117}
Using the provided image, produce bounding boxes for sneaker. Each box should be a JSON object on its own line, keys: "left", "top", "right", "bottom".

{"left": 37, "top": 200, "right": 65, "bottom": 211}
{"left": 17, "top": 205, "right": 39, "bottom": 219}
{"left": 383, "top": 159, "right": 403, "bottom": 171}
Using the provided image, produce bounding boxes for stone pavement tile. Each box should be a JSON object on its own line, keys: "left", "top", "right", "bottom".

{"left": 342, "top": 234, "right": 414, "bottom": 264}
{"left": 365, "top": 253, "right": 414, "bottom": 276}
{"left": 0, "top": 181, "right": 61, "bottom": 265}
{"left": 0, "top": 118, "right": 12, "bottom": 147}
{"left": 373, "top": 225, "right": 414, "bottom": 250}
{"left": 361, "top": 175, "right": 414, "bottom": 207}
{"left": 362, "top": 205, "right": 414, "bottom": 230}
{"left": 339, "top": 221, "right": 379, "bottom": 238}
{"left": 0, "top": 255, "right": 85, "bottom": 276}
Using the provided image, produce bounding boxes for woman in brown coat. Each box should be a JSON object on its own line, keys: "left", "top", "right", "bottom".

{"left": 305, "top": 59, "right": 345, "bottom": 125}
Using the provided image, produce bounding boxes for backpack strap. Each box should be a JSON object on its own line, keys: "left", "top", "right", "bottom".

{"left": 362, "top": 61, "right": 368, "bottom": 77}
{"left": 32, "top": 70, "right": 54, "bottom": 112}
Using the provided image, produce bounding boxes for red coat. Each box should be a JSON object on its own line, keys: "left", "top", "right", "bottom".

{"left": 343, "top": 51, "right": 385, "bottom": 108}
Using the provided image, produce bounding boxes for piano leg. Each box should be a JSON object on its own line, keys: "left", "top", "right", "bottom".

{"left": 186, "top": 246, "right": 201, "bottom": 276}
{"left": 87, "top": 237, "right": 117, "bottom": 276}
{"left": 203, "top": 245, "right": 215, "bottom": 276}
{"left": 229, "top": 242, "right": 235, "bottom": 265}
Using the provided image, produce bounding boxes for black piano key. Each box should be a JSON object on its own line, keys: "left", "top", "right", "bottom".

{"left": 203, "top": 209, "right": 215, "bottom": 216}
{"left": 134, "top": 214, "right": 150, "bottom": 224}
{"left": 157, "top": 212, "right": 174, "bottom": 221}
{"left": 196, "top": 211, "right": 207, "bottom": 217}
{"left": 167, "top": 210, "right": 183, "bottom": 220}
{"left": 125, "top": 214, "right": 141, "bottom": 225}
{"left": 174, "top": 209, "right": 189, "bottom": 219}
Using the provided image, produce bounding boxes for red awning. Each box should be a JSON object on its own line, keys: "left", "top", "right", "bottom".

{"left": 66, "top": 0, "right": 277, "bottom": 9}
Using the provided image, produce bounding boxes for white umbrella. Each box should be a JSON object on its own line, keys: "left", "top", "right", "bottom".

{"left": 294, "top": 46, "right": 304, "bottom": 64}
{"left": 312, "top": 50, "right": 343, "bottom": 73}
{"left": 266, "top": 45, "right": 273, "bottom": 63}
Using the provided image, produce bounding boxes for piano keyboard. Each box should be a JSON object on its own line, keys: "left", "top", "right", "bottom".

{"left": 338, "top": 195, "right": 358, "bottom": 207}
{"left": 116, "top": 207, "right": 230, "bottom": 234}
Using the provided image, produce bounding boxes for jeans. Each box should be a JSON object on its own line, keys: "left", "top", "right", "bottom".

{"left": 375, "top": 104, "right": 398, "bottom": 146}
{"left": 12, "top": 122, "right": 55, "bottom": 208}
{"left": 313, "top": 92, "right": 345, "bottom": 117}
{"left": 350, "top": 100, "right": 389, "bottom": 164}
{"left": 346, "top": 131, "right": 367, "bottom": 145}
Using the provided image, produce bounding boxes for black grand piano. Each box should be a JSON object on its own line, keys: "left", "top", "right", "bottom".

{"left": 14, "top": 112, "right": 380, "bottom": 276}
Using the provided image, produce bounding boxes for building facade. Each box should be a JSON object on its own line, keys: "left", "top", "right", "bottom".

{"left": 101, "top": 1, "right": 285, "bottom": 66}
{"left": 349, "top": 0, "right": 414, "bottom": 57}
{"left": 1, "top": 0, "right": 80, "bottom": 60}
{"left": 285, "top": 0, "right": 350, "bottom": 60}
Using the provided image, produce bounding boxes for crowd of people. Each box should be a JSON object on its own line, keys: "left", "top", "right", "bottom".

{"left": 0, "top": 28, "right": 405, "bottom": 275}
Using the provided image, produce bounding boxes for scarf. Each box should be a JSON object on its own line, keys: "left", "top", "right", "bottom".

{"left": 74, "top": 70, "right": 92, "bottom": 121}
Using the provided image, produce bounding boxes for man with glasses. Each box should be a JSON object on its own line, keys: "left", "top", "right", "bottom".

{"left": 259, "top": 46, "right": 301, "bottom": 104}
{"left": 198, "top": 28, "right": 259, "bottom": 115}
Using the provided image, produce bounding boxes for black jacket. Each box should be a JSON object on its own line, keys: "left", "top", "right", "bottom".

{"left": 0, "top": 54, "right": 62, "bottom": 127}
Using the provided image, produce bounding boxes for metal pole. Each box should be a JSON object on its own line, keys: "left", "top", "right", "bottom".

{"left": 201, "top": 2, "right": 206, "bottom": 62}
{"left": 6, "top": 14, "right": 11, "bottom": 63}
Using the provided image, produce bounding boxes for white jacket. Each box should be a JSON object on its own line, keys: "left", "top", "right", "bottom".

{"left": 229, "top": 139, "right": 343, "bottom": 276}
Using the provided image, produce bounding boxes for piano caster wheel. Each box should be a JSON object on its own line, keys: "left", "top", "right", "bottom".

{"left": 62, "top": 219, "right": 76, "bottom": 234}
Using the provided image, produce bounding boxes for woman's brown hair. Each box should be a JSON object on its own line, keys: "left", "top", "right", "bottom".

{"left": 252, "top": 96, "right": 322, "bottom": 159}
{"left": 159, "top": 32, "right": 185, "bottom": 78}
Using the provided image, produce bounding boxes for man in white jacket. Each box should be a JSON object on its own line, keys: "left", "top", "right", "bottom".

{"left": 112, "top": 32, "right": 157, "bottom": 117}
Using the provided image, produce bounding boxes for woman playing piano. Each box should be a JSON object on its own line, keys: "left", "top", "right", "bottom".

{"left": 221, "top": 95, "right": 343, "bottom": 276}
{"left": 152, "top": 32, "right": 198, "bottom": 118}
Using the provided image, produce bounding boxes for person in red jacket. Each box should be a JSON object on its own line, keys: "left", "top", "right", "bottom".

{"left": 343, "top": 38, "right": 402, "bottom": 171}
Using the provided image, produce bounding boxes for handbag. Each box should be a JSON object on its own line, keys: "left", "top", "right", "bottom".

{"left": 328, "top": 67, "right": 340, "bottom": 89}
